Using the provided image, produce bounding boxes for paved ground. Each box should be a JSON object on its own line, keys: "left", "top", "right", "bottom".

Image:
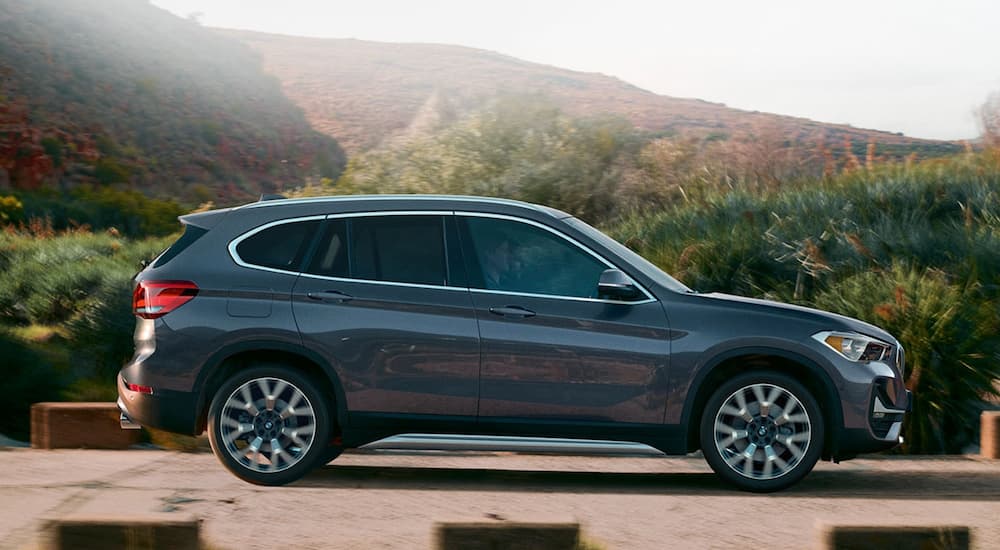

{"left": 1, "top": 448, "right": 998, "bottom": 549}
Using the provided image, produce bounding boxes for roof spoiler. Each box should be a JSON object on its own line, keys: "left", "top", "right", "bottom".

{"left": 179, "top": 208, "right": 232, "bottom": 230}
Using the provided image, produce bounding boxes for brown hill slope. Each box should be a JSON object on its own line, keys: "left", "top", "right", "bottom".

{"left": 224, "top": 29, "right": 958, "bottom": 157}
{"left": 0, "top": 0, "right": 345, "bottom": 202}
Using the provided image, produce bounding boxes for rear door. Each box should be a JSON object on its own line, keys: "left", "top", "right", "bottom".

{"left": 292, "top": 213, "right": 481, "bottom": 425}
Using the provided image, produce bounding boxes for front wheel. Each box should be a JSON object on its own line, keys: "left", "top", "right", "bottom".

{"left": 699, "top": 371, "right": 824, "bottom": 492}
{"left": 207, "top": 365, "right": 332, "bottom": 486}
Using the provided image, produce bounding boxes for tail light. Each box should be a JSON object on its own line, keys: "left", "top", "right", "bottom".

{"left": 133, "top": 280, "right": 199, "bottom": 319}
{"left": 126, "top": 382, "right": 153, "bottom": 395}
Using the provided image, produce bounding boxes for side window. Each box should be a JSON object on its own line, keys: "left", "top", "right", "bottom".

{"left": 461, "top": 216, "right": 608, "bottom": 299}
{"left": 350, "top": 215, "right": 447, "bottom": 286}
{"left": 235, "top": 219, "right": 320, "bottom": 271}
{"left": 304, "top": 219, "right": 349, "bottom": 278}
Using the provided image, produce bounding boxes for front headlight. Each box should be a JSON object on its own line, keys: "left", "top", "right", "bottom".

{"left": 812, "top": 331, "right": 892, "bottom": 362}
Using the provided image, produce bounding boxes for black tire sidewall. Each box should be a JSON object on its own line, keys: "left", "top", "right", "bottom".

{"left": 207, "top": 364, "right": 332, "bottom": 486}
{"left": 699, "top": 370, "right": 825, "bottom": 493}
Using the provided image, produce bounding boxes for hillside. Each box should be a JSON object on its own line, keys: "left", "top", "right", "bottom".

{"left": 0, "top": 0, "right": 345, "bottom": 202}
{"left": 225, "top": 30, "right": 961, "bottom": 157}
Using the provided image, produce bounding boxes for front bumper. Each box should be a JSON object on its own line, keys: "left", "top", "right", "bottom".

{"left": 117, "top": 373, "right": 202, "bottom": 435}
{"left": 835, "top": 387, "right": 911, "bottom": 458}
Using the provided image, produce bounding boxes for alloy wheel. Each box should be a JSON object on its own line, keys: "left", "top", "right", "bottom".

{"left": 713, "top": 383, "right": 812, "bottom": 480}
{"left": 219, "top": 377, "right": 317, "bottom": 474}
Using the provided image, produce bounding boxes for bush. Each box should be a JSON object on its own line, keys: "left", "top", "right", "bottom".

{"left": 813, "top": 265, "right": 1000, "bottom": 453}
{"left": 0, "top": 195, "right": 24, "bottom": 223}
{"left": 0, "top": 229, "right": 172, "bottom": 326}
{"left": 612, "top": 153, "right": 1000, "bottom": 300}
{"left": 0, "top": 330, "right": 65, "bottom": 441}
{"left": 0, "top": 229, "right": 170, "bottom": 436}
{"left": 64, "top": 270, "right": 137, "bottom": 394}
{"left": 11, "top": 187, "right": 186, "bottom": 237}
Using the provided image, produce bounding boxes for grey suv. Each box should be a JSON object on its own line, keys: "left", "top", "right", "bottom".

{"left": 118, "top": 195, "right": 910, "bottom": 492}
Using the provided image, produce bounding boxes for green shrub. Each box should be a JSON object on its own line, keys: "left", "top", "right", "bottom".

{"left": 64, "top": 270, "right": 137, "bottom": 393}
{"left": 12, "top": 187, "right": 186, "bottom": 237}
{"left": 0, "top": 330, "right": 65, "bottom": 441}
{"left": 0, "top": 195, "right": 24, "bottom": 223}
{"left": 613, "top": 153, "right": 1000, "bottom": 300}
{"left": 0, "top": 230, "right": 170, "bottom": 436}
{"left": 0, "top": 230, "right": 172, "bottom": 326}
{"left": 814, "top": 265, "right": 1000, "bottom": 453}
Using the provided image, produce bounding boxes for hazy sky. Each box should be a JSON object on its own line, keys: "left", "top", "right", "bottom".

{"left": 151, "top": 0, "right": 1000, "bottom": 140}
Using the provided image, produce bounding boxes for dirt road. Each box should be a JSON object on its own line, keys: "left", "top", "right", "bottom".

{"left": 1, "top": 449, "right": 998, "bottom": 549}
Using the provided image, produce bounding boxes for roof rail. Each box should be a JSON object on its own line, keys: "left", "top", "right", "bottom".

{"left": 259, "top": 193, "right": 287, "bottom": 201}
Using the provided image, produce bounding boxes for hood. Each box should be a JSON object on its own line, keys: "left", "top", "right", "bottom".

{"left": 695, "top": 292, "right": 897, "bottom": 344}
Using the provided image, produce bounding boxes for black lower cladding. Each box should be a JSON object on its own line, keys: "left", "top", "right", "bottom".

{"left": 118, "top": 374, "right": 201, "bottom": 435}
{"left": 834, "top": 427, "right": 899, "bottom": 459}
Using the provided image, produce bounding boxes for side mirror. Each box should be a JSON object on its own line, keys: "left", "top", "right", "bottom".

{"left": 597, "top": 269, "right": 641, "bottom": 301}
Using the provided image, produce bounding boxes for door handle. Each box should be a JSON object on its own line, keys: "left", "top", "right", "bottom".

{"left": 307, "top": 290, "right": 353, "bottom": 303}
{"left": 489, "top": 305, "right": 536, "bottom": 318}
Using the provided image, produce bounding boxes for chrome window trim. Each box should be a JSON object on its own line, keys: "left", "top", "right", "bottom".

{"left": 456, "top": 211, "right": 656, "bottom": 303}
{"left": 470, "top": 287, "right": 655, "bottom": 305}
{"left": 228, "top": 215, "right": 327, "bottom": 275}
{"left": 296, "top": 272, "right": 467, "bottom": 292}
{"left": 228, "top": 210, "right": 657, "bottom": 305}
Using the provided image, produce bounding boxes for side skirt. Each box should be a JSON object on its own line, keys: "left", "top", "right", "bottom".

{"left": 342, "top": 412, "right": 687, "bottom": 455}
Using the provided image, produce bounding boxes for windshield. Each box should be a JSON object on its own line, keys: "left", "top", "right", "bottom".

{"left": 564, "top": 217, "right": 692, "bottom": 294}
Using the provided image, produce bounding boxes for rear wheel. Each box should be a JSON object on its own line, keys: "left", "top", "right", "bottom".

{"left": 208, "top": 365, "right": 332, "bottom": 486}
{"left": 699, "top": 371, "right": 824, "bottom": 492}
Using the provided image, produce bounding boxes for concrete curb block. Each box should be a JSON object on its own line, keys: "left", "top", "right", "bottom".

{"left": 817, "top": 522, "right": 970, "bottom": 550}
{"left": 982, "top": 411, "right": 1000, "bottom": 459}
{"left": 31, "top": 403, "right": 140, "bottom": 450}
{"left": 42, "top": 514, "right": 201, "bottom": 550}
{"left": 434, "top": 519, "right": 580, "bottom": 550}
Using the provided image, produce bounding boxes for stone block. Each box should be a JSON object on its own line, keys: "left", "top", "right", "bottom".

{"left": 42, "top": 514, "right": 201, "bottom": 550}
{"left": 435, "top": 519, "right": 580, "bottom": 550}
{"left": 31, "top": 402, "right": 141, "bottom": 450}
{"left": 818, "top": 523, "right": 970, "bottom": 550}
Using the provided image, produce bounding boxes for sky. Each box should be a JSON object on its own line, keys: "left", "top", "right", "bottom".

{"left": 150, "top": 0, "right": 1000, "bottom": 141}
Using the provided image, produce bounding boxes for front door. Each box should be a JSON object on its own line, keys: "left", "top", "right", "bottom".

{"left": 457, "top": 214, "right": 671, "bottom": 427}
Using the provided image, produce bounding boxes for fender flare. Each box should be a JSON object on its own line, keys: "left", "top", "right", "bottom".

{"left": 194, "top": 339, "right": 350, "bottom": 431}
{"left": 678, "top": 344, "right": 844, "bottom": 452}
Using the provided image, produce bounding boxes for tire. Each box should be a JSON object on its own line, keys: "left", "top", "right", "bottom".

{"left": 699, "top": 370, "right": 824, "bottom": 492}
{"left": 207, "top": 365, "right": 332, "bottom": 486}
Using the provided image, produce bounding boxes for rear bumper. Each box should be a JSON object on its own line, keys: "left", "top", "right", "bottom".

{"left": 117, "top": 373, "right": 202, "bottom": 435}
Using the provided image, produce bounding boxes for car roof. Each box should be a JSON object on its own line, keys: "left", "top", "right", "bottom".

{"left": 235, "top": 194, "right": 571, "bottom": 219}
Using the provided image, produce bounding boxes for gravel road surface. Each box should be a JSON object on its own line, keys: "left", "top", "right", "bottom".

{"left": 1, "top": 448, "right": 998, "bottom": 549}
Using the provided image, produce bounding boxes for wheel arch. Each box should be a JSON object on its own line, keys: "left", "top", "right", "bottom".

{"left": 194, "top": 340, "right": 349, "bottom": 435}
{"left": 680, "top": 346, "right": 843, "bottom": 460}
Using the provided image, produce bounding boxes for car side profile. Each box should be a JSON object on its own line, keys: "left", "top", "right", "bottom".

{"left": 118, "top": 194, "right": 910, "bottom": 492}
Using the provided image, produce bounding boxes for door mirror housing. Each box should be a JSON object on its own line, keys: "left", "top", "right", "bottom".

{"left": 597, "top": 269, "right": 642, "bottom": 301}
